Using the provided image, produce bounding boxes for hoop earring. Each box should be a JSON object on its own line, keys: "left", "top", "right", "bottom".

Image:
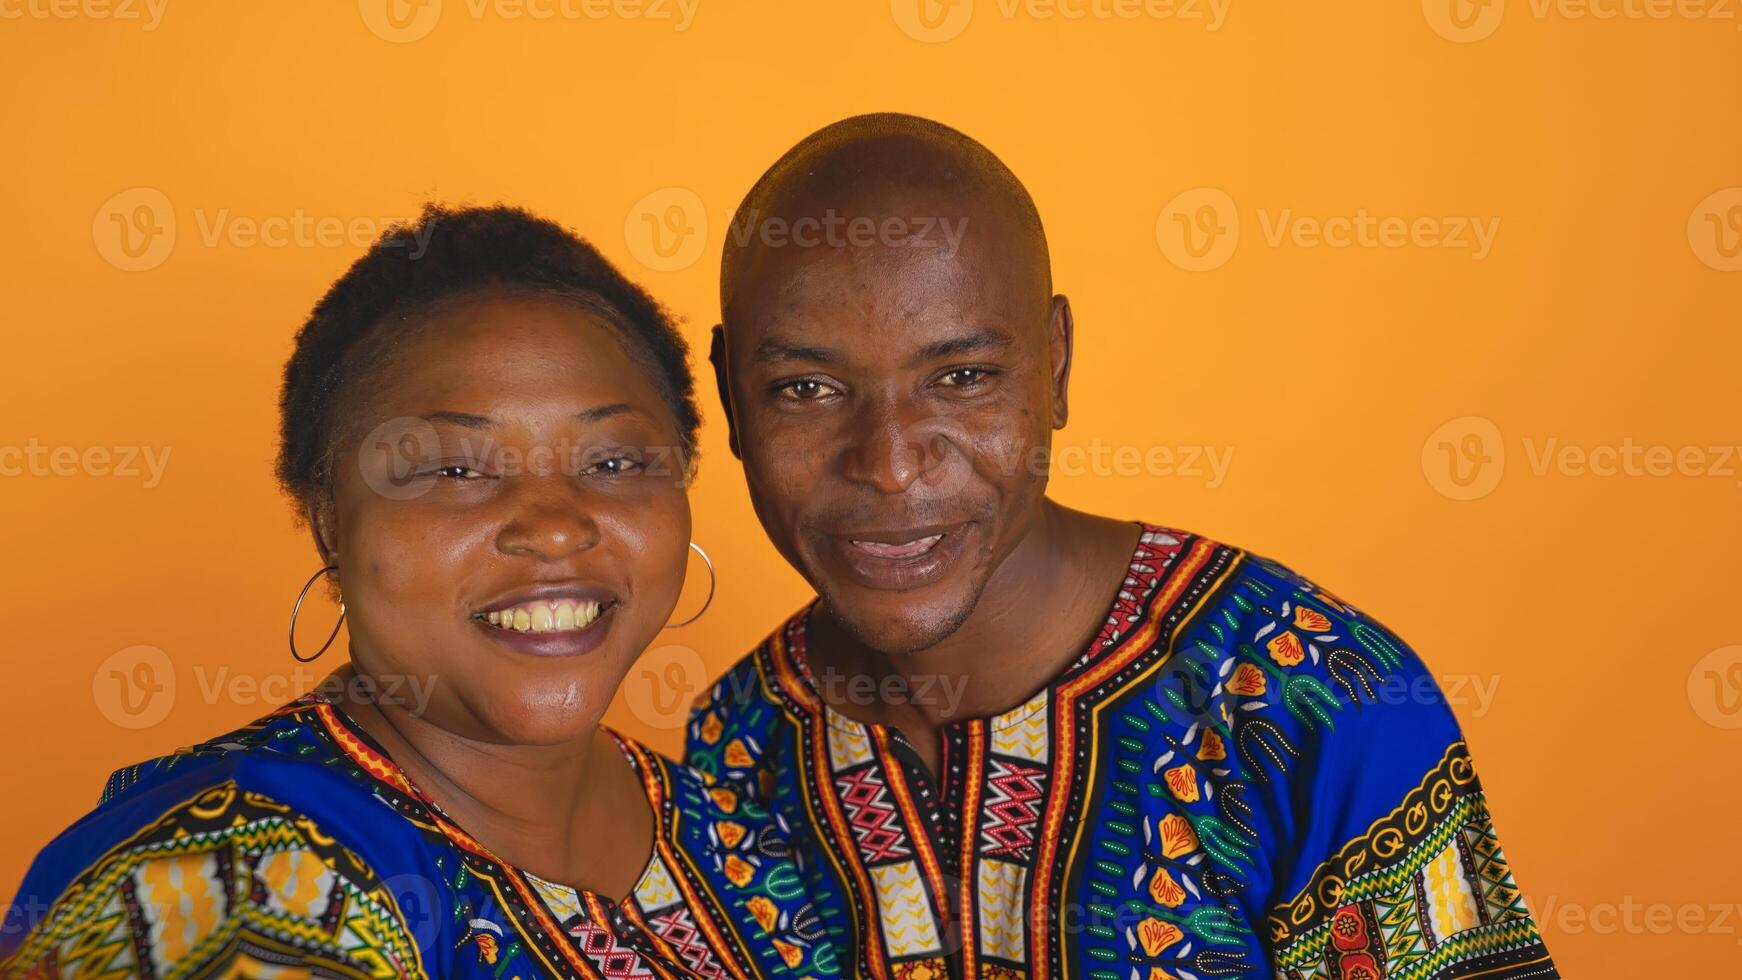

{"left": 664, "top": 542, "right": 715, "bottom": 629}
{"left": 290, "top": 565, "right": 346, "bottom": 663}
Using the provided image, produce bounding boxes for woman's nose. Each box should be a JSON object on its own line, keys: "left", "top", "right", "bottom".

{"left": 494, "top": 481, "right": 601, "bottom": 562}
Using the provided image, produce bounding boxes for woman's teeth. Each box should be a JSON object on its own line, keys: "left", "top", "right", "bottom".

{"left": 481, "top": 599, "right": 602, "bottom": 634}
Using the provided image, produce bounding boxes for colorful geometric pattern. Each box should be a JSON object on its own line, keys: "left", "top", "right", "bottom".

{"left": 979, "top": 756, "right": 1046, "bottom": 861}
{"left": 646, "top": 905, "right": 728, "bottom": 979}
{"left": 686, "top": 523, "right": 1560, "bottom": 979}
{"left": 836, "top": 765, "right": 913, "bottom": 864}
{"left": 0, "top": 783, "right": 420, "bottom": 979}
{"left": 2, "top": 698, "right": 844, "bottom": 978}
{"left": 869, "top": 862, "right": 945, "bottom": 959}
{"left": 1271, "top": 746, "right": 1550, "bottom": 980}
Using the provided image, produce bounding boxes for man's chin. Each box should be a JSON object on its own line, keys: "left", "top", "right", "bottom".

{"left": 817, "top": 586, "right": 979, "bottom": 659}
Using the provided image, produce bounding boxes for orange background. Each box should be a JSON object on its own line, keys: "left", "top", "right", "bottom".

{"left": 2, "top": 1, "right": 1739, "bottom": 974}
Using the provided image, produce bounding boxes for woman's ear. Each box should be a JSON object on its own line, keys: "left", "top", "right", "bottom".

{"left": 306, "top": 498, "right": 339, "bottom": 573}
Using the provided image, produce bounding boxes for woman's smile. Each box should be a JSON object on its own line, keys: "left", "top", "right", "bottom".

{"left": 471, "top": 585, "right": 623, "bottom": 658}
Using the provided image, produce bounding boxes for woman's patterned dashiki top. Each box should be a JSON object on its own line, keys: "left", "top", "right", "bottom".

{"left": 2, "top": 695, "right": 843, "bottom": 979}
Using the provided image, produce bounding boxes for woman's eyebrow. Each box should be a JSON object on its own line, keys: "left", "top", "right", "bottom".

{"left": 575, "top": 403, "right": 637, "bottom": 423}
{"left": 419, "top": 403, "right": 639, "bottom": 427}
{"left": 421, "top": 410, "right": 493, "bottom": 428}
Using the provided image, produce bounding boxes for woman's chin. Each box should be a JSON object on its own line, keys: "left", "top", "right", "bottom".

{"left": 479, "top": 686, "right": 612, "bottom": 746}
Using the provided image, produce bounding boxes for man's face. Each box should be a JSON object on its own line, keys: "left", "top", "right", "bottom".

{"left": 720, "top": 194, "right": 1065, "bottom": 655}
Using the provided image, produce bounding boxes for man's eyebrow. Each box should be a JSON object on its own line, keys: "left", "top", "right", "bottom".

{"left": 909, "top": 328, "right": 1014, "bottom": 365}
{"left": 752, "top": 339, "right": 843, "bottom": 365}
{"left": 419, "top": 404, "right": 639, "bottom": 427}
{"left": 751, "top": 329, "right": 1015, "bottom": 368}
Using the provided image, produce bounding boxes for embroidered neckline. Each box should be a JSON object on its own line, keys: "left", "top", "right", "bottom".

{"left": 782, "top": 521, "right": 1173, "bottom": 735}
{"left": 303, "top": 698, "right": 665, "bottom": 911}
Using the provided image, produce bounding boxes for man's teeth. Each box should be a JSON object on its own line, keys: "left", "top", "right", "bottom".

{"left": 850, "top": 534, "right": 944, "bottom": 559}
{"left": 483, "top": 599, "right": 602, "bottom": 633}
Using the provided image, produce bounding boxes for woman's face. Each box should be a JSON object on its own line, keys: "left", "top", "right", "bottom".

{"left": 324, "top": 289, "right": 691, "bottom": 746}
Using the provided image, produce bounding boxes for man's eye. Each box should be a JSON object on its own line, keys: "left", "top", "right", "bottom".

{"left": 583, "top": 456, "right": 644, "bottom": 476}
{"left": 777, "top": 379, "right": 841, "bottom": 402}
{"left": 937, "top": 368, "right": 992, "bottom": 388}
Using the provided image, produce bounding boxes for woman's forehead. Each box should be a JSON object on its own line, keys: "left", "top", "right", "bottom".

{"left": 354, "top": 293, "right": 676, "bottom": 429}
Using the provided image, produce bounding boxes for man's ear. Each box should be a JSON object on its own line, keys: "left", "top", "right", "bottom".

{"left": 1048, "top": 294, "right": 1074, "bottom": 429}
{"left": 709, "top": 324, "right": 742, "bottom": 460}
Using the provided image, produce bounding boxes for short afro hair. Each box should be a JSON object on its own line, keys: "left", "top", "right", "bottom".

{"left": 276, "top": 203, "right": 700, "bottom": 514}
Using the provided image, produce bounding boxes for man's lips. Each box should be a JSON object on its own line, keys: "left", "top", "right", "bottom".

{"left": 846, "top": 533, "right": 946, "bottom": 560}
{"left": 824, "top": 523, "right": 973, "bottom": 591}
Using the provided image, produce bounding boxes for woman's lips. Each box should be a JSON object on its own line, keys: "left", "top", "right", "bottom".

{"left": 477, "top": 597, "right": 604, "bottom": 634}
{"left": 471, "top": 597, "right": 618, "bottom": 658}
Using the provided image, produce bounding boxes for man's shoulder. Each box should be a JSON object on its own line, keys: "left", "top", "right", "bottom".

{"left": 685, "top": 610, "right": 809, "bottom": 783}
{"left": 1145, "top": 524, "right": 1468, "bottom": 761}
{"left": 691, "top": 604, "right": 814, "bottom": 715}
{"left": 1146, "top": 523, "right": 1414, "bottom": 650}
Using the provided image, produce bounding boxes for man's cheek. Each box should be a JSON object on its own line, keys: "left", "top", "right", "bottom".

{"left": 968, "top": 428, "right": 1037, "bottom": 484}
{"left": 754, "top": 431, "right": 829, "bottom": 493}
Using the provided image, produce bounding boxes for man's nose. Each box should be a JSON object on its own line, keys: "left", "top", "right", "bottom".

{"left": 839, "top": 405, "right": 949, "bottom": 495}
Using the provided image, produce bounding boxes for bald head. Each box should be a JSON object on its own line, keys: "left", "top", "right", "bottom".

{"left": 720, "top": 113, "right": 1051, "bottom": 318}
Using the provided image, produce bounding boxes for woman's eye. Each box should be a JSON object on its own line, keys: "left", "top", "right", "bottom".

{"left": 776, "top": 379, "right": 840, "bottom": 402}
{"left": 937, "top": 368, "right": 992, "bottom": 388}
{"left": 434, "top": 464, "right": 484, "bottom": 480}
{"left": 583, "top": 456, "right": 644, "bottom": 476}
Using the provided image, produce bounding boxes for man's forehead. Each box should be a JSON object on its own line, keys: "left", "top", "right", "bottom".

{"left": 734, "top": 243, "right": 998, "bottom": 333}
{"left": 728, "top": 209, "right": 1020, "bottom": 314}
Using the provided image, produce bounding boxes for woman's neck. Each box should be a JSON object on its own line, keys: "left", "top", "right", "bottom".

{"left": 337, "top": 671, "right": 654, "bottom": 899}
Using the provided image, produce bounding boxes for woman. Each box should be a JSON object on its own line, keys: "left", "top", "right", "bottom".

{"left": 0, "top": 206, "right": 839, "bottom": 978}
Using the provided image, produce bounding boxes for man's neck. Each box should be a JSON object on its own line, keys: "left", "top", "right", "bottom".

{"left": 812, "top": 501, "right": 1141, "bottom": 732}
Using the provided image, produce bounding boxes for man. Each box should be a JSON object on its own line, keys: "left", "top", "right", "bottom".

{"left": 687, "top": 113, "right": 1556, "bottom": 980}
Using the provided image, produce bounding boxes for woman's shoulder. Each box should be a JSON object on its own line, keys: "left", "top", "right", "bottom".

{"left": 93, "top": 695, "right": 367, "bottom": 795}
{"left": 2, "top": 696, "right": 443, "bottom": 977}
{"left": 74, "top": 696, "right": 421, "bottom": 858}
